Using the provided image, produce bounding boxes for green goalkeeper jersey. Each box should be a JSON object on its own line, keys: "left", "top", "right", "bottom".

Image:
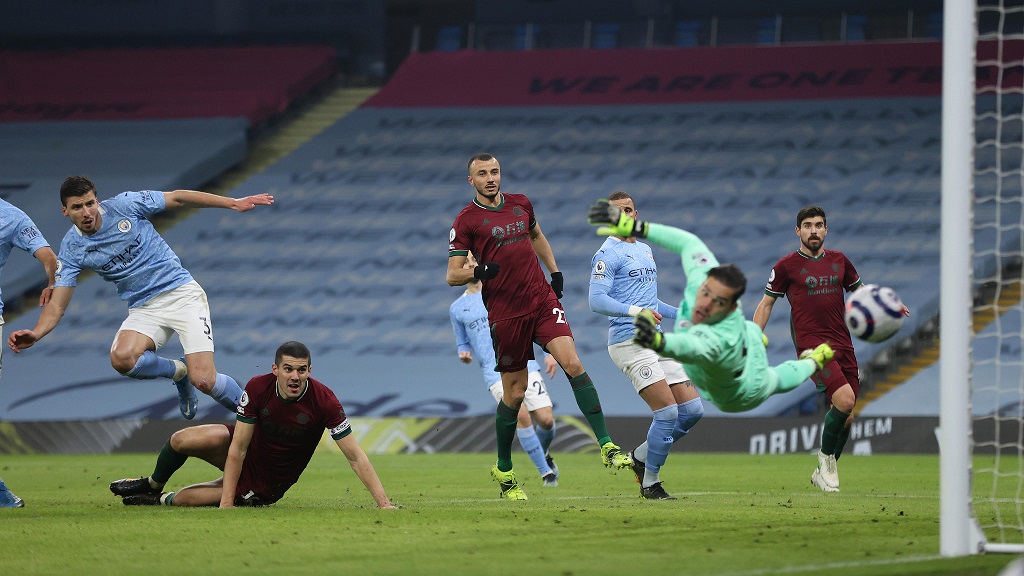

{"left": 644, "top": 223, "right": 781, "bottom": 413}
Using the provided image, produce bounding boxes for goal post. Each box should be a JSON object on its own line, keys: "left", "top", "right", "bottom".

{"left": 939, "top": 0, "right": 978, "bottom": 557}
{"left": 941, "top": 0, "right": 1024, "bottom": 556}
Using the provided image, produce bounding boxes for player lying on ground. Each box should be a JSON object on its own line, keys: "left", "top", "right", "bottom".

{"left": 109, "top": 341, "right": 396, "bottom": 509}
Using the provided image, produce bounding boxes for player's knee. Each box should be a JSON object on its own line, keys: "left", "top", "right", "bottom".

{"left": 189, "top": 373, "right": 216, "bottom": 394}
{"left": 560, "top": 359, "right": 584, "bottom": 378}
{"left": 109, "top": 350, "right": 138, "bottom": 374}
{"left": 169, "top": 429, "right": 189, "bottom": 453}
{"left": 679, "top": 400, "right": 704, "bottom": 429}
{"left": 533, "top": 412, "right": 555, "bottom": 430}
{"left": 832, "top": 390, "right": 856, "bottom": 413}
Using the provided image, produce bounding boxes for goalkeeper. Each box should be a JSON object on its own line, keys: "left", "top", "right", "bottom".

{"left": 587, "top": 199, "right": 833, "bottom": 413}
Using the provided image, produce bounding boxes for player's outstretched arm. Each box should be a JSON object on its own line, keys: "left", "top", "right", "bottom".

{"left": 8, "top": 286, "right": 74, "bottom": 353}
{"left": 752, "top": 294, "right": 777, "bottom": 331}
{"left": 336, "top": 434, "right": 397, "bottom": 509}
{"left": 163, "top": 190, "right": 274, "bottom": 212}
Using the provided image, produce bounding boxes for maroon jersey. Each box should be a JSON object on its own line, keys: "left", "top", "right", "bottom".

{"left": 233, "top": 373, "right": 351, "bottom": 501}
{"left": 764, "top": 250, "right": 862, "bottom": 352}
{"left": 449, "top": 193, "right": 555, "bottom": 322}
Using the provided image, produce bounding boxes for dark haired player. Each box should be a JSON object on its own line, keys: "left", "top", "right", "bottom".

{"left": 447, "top": 154, "right": 632, "bottom": 501}
{"left": 109, "top": 341, "right": 395, "bottom": 509}
{"left": 753, "top": 205, "right": 909, "bottom": 492}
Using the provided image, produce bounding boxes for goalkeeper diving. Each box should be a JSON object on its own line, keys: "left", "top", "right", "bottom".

{"left": 587, "top": 199, "right": 834, "bottom": 413}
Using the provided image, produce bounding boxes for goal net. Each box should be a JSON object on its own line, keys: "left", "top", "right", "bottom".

{"left": 942, "top": 0, "right": 1024, "bottom": 555}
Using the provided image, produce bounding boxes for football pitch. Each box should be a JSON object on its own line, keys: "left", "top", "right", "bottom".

{"left": 0, "top": 452, "right": 1015, "bottom": 575}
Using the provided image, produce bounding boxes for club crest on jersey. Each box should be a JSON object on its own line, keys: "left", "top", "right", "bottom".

{"left": 691, "top": 252, "right": 711, "bottom": 267}
{"left": 296, "top": 413, "right": 309, "bottom": 424}
{"left": 513, "top": 206, "right": 523, "bottom": 216}
{"left": 117, "top": 219, "right": 132, "bottom": 233}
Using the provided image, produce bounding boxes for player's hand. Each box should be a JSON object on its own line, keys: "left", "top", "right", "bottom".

{"left": 38, "top": 286, "right": 54, "bottom": 307}
{"left": 633, "top": 310, "right": 664, "bottom": 352}
{"left": 543, "top": 354, "right": 559, "bottom": 378}
{"left": 550, "top": 272, "right": 563, "bottom": 299}
{"left": 588, "top": 199, "right": 648, "bottom": 238}
{"left": 7, "top": 330, "right": 39, "bottom": 353}
{"left": 458, "top": 351, "right": 473, "bottom": 364}
{"left": 232, "top": 193, "right": 275, "bottom": 212}
{"left": 474, "top": 262, "right": 500, "bottom": 280}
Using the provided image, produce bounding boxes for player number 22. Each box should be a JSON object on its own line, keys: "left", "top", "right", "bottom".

{"left": 552, "top": 307, "right": 566, "bottom": 324}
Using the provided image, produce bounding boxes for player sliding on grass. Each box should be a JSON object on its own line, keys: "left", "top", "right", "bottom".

{"left": 447, "top": 154, "right": 633, "bottom": 501}
{"left": 109, "top": 340, "right": 396, "bottom": 509}
{"left": 8, "top": 176, "right": 273, "bottom": 420}
{"left": 587, "top": 199, "right": 834, "bottom": 415}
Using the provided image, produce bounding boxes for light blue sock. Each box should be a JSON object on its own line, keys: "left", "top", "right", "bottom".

{"left": 535, "top": 420, "right": 556, "bottom": 454}
{"left": 633, "top": 442, "right": 649, "bottom": 463}
{"left": 125, "top": 351, "right": 177, "bottom": 379}
{"left": 644, "top": 405, "right": 678, "bottom": 487}
{"left": 209, "top": 373, "right": 243, "bottom": 410}
{"left": 671, "top": 397, "right": 705, "bottom": 441}
{"left": 516, "top": 427, "right": 552, "bottom": 477}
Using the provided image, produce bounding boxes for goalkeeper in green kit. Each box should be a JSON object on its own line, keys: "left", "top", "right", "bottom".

{"left": 587, "top": 199, "right": 834, "bottom": 413}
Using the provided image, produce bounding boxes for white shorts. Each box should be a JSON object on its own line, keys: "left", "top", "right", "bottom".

{"left": 608, "top": 340, "right": 689, "bottom": 393}
{"left": 119, "top": 281, "right": 216, "bottom": 354}
{"left": 488, "top": 370, "right": 553, "bottom": 412}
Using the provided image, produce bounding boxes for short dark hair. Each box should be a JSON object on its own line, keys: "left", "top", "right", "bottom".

{"left": 607, "top": 190, "right": 633, "bottom": 202}
{"left": 797, "top": 206, "right": 827, "bottom": 227}
{"left": 60, "top": 176, "right": 96, "bottom": 206}
{"left": 275, "top": 341, "right": 311, "bottom": 365}
{"left": 707, "top": 264, "right": 747, "bottom": 303}
{"left": 467, "top": 153, "right": 497, "bottom": 172}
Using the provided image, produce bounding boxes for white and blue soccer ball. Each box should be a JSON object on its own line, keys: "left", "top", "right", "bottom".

{"left": 844, "top": 284, "right": 905, "bottom": 343}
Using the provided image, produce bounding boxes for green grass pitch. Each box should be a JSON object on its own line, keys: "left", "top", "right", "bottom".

{"left": 0, "top": 452, "right": 1016, "bottom": 575}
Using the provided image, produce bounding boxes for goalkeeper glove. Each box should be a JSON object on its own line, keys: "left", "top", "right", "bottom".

{"left": 761, "top": 333, "right": 769, "bottom": 347}
{"left": 633, "top": 309, "right": 664, "bottom": 352}
{"left": 588, "top": 199, "right": 648, "bottom": 238}
{"left": 550, "top": 272, "right": 563, "bottom": 299}
{"left": 474, "top": 262, "right": 500, "bottom": 280}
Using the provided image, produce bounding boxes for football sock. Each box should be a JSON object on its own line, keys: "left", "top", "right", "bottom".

{"left": 535, "top": 421, "right": 556, "bottom": 454}
{"left": 834, "top": 423, "right": 852, "bottom": 460}
{"left": 495, "top": 401, "right": 518, "bottom": 472}
{"left": 210, "top": 373, "right": 243, "bottom": 410}
{"left": 568, "top": 372, "right": 611, "bottom": 445}
{"left": 516, "top": 427, "right": 551, "bottom": 476}
{"left": 644, "top": 405, "right": 678, "bottom": 488}
{"left": 161, "top": 492, "right": 175, "bottom": 506}
{"left": 125, "top": 351, "right": 176, "bottom": 379}
{"left": 773, "top": 359, "right": 818, "bottom": 394}
{"left": 671, "top": 397, "right": 705, "bottom": 440}
{"left": 820, "top": 406, "right": 850, "bottom": 456}
{"left": 633, "top": 442, "right": 649, "bottom": 463}
{"left": 151, "top": 441, "right": 188, "bottom": 485}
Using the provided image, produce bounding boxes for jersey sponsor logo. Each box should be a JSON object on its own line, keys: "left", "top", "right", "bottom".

{"left": 117, "top": 219, "right": 132, "bottom": 233}
{"left": 100, "top": 234, "right": 143, "bottom": 272}
{"left": 20, "top": 225, "right": 41, "bottom": 240}
{"left": 491, "top": 225, "right": 506, "bottom": 239}
{"left": 329, "top": 420, "right": 351, "bottom": 436}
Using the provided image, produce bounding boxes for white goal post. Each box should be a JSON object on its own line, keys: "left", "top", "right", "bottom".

{"left": 941, "top": 0, "right": 1024, "bottom": 556}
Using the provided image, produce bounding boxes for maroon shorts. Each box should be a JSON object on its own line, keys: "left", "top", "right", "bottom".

{"left": 490, "top": 294, "right": 573, "bottom": 373}
{"left": 225, "top": 424, "right": 282, "bottom": 506}
{"left": 810, "top": 347, "right": 860, "bottom": 399}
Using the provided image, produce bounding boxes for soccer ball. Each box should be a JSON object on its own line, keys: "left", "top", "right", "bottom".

{"left": 844, "top": 284, "right": 905, "bottom": 343}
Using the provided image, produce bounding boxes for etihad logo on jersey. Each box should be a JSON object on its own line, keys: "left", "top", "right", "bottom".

{"left": 101, "top": 234, "right": 143, "bottom": 272}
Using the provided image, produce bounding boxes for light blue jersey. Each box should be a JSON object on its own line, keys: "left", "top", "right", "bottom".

{"left": 450, "top": 290, "right": 541, "bottom": 388}
{"left": 0, "top": 199, "right": 51, "bottom": 315}
{"left": 589, "top": 236, "right": 678, "bottom": 345}
{"left": 54, "top": 191, "right": 192, "bottom": 308}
